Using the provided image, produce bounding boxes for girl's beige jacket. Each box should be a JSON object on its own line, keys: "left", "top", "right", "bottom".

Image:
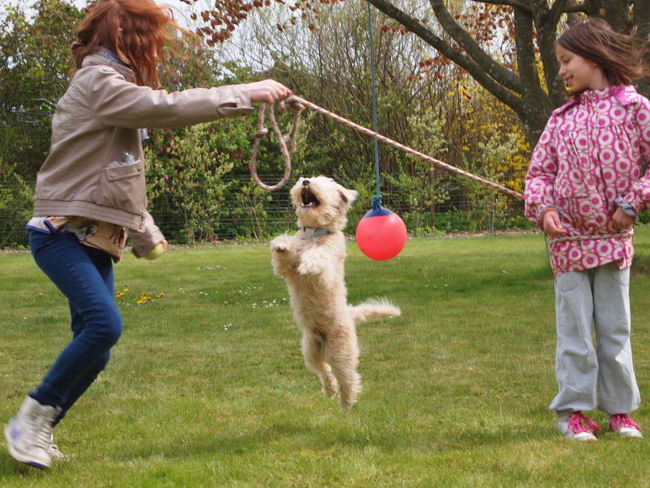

{"left": 32, "top": 54, "right": 252, "bottom": 248}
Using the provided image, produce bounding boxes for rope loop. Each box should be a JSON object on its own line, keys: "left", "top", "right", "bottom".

{"left": 249, "top": 101, "right": 303, "bottom": 191}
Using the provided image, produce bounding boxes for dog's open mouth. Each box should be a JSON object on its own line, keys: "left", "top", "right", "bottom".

{"left": 301, "top": 188, "right": 320, "bottom": 208}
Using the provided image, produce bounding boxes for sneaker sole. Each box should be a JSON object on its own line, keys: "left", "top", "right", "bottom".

{"left": 3, "top": 423, "right": 50, "bottom": 470}
{"left": 614, "top": 430, "right": 644, "bottom": 438}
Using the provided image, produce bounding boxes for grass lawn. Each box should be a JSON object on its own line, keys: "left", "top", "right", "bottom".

{"left": 1, "top": 228, "right": 650, "bottom": 487}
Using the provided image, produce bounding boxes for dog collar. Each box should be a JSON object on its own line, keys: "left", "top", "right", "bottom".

{"left": 302, "top": 227, "right": 333, "bottom": 238}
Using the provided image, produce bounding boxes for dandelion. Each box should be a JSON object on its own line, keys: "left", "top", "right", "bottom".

{"left": 136, "top": 292, "right": 151, "bottom": 305}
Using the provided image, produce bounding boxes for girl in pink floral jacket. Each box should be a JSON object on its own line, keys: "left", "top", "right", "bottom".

{"left": 525, "top": 18, "right": 648, "bottom": 442}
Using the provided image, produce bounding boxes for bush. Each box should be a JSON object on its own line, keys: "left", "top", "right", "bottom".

{"left": 0, "top": 161, "right": 33, "bottom": 248}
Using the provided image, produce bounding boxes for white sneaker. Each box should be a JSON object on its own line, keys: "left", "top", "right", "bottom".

{"left": 557, "top": 411, "right": 600, "bottom": 442}
{"left": 4, "top": 396, "right": 60, "bottom": 469}
{"left": 609, "top": 414, "right": 643, "bottom": 438}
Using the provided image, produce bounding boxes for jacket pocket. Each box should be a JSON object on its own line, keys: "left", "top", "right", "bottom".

{"left": 106, "top": 160, "right": 143, "bottom": 181}
{"left": 98, "top": 159, "right": 146, "bottom": 215}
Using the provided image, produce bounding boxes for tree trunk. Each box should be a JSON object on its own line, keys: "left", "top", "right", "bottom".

{"left": 513, "top": 7, "right": 555, "bottom": 146}
{"left": 634, "top": 0, "right": 650, "bottom": 97}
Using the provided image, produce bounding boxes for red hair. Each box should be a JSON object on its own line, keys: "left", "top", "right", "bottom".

{"left": 71, "top": 0, "right": 180, "bottom": 87}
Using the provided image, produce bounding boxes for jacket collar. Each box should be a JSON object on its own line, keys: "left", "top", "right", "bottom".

{"left": 81, "top": 53, "right": 135, "bottom": 82}
{"left": 552, "top": 85, "right": 638, "bottom": 116}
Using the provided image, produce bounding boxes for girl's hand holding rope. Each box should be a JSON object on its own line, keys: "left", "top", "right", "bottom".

{"left": 612, "top": 207, "right": 635, "bottom": 233}
{"left": 542, "top": 210, "right": 568, "bottom": 239}
{"left": 246, "top": 79, "right": 293, "bottom": 104}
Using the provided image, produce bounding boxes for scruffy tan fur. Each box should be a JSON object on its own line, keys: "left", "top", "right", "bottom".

{"left": 270, "top": 176, "right": 401, "bottom": 409}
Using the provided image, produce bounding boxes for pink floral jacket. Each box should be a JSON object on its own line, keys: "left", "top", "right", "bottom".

{"left": 525, "top": 85, "right": 650, "bottom": 276}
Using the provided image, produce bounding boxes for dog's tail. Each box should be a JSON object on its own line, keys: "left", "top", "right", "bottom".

{"left": 350, "top": 298, "right": 401, "bottom": 324}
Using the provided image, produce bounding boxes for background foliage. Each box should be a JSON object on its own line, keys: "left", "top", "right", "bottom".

{"left": 2, "top": 0, "right": 584, "bottom": 248}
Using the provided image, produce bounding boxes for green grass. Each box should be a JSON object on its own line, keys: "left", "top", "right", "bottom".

{"left": 1, "top": 229, "right": 650, "bottom": 487}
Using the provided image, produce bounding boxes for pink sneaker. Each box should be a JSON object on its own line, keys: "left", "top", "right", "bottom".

{"left": 609, "top": 414, "right": 643, "bottom": 438}
{"left": 557, "top": 412, "right": 600, "bottom": 441}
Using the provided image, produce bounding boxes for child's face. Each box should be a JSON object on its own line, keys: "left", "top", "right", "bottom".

{"left": 555, "top": 44, "right": 607, "bottom": 93}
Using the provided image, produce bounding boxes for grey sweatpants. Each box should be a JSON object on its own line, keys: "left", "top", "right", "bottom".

{"left": 550, "top": 263, "right": 640, "bottom": 415}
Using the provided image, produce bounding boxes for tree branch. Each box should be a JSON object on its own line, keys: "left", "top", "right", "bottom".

{"left": 549, "top": 0, "right": 569, "bottom": 24}
{"left": 364, "top": 0, "right": 523, "bottom": 111}
{"left": 529, "top": 0, "right": 567, "bottom": 107}
{"left": 563, "top": 1, "right": 589, "bottom": 13}
{"left": 470, "top": 0, "right": 531, "bottom": 12}
{"left": 429, "top": 0, "right": 522, "bottom": 94}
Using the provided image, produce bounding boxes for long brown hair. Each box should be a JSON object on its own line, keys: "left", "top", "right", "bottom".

{"left": 557, "top": 17, "right": 649, "bottom": 87}
{"left": 71, "top": 0, "right": 180, "bottom": 87}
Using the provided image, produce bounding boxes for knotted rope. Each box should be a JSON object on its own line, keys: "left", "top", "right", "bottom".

{"left": 249, "top": 95, "right": 523, "bottom": 199}
{"left": 248, "top": 101, "right": 304, "bottom": 191}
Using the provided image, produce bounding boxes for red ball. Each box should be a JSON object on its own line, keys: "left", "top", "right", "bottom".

{"left": 355, "top": 206, "right": 408, "bottom": 261}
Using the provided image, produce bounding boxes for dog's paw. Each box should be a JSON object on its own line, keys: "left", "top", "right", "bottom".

{"left": 339, "top": 394, "right": 358, "bottom": 410}
{"left": 270, "top": 236, "right": 291, "bottom": 252}
{"left": 338, "top": 374, "right": 361, "bottom": 410}
{"left": 321, "top": 375, "right": 338, "bottom": 398}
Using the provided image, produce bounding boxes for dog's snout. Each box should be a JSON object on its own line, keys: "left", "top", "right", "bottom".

{"left": 302, "top": 179, "right": 310, "bottom": 187}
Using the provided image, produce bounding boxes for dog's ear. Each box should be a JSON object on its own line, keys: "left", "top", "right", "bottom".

{"left": 338, "top": 188, "right": 358, "bottom": 206}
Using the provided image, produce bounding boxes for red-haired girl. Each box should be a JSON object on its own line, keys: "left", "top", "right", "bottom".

{"left": 4, "top": 0, "right": 291, "bottom": 469}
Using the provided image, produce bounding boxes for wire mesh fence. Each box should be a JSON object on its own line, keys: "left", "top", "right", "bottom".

{"left": 0, "top": 175, "right": 530, "bottom": 249}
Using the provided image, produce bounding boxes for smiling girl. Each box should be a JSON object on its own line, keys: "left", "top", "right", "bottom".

{"left": 525, "top": 18, "right": 649, "bottom": 441}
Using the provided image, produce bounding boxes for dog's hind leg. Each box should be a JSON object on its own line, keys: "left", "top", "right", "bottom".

{"left": 326, "top": 328, "right": 361, "bottom": 409}
{"left": 301, "top": 330, "right": 338, "bottom": 398}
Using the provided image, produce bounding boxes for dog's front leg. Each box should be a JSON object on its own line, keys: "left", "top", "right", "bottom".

{"left": 297, "top": 248, "right": 335, "bottom": 282}
{"left": 270, "top": 234, "right": 296, "bottom": 277}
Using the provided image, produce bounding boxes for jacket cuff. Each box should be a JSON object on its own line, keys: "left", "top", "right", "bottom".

{"left": 620, "top": 191, "right": 645, "bottom": 215}
{"left": 213, "top": 84, "right": 253, "bottom": 117}
{"left": 615, "top": 196, "right": 638, "bottom": 220}
{"left": 129, "top": 212, "right": 165, "bottom": 258}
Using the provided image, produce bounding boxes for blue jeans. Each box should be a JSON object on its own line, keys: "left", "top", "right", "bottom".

{"left": 28, "top": 230, "right": 122, "bottom": 425}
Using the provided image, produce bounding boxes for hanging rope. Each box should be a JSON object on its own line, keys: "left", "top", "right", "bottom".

{"left": 366, "top": 3, "right": 383, "bottom": 210}
{"left": 248, "top": 102, "right": 303, "bottom": 191}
